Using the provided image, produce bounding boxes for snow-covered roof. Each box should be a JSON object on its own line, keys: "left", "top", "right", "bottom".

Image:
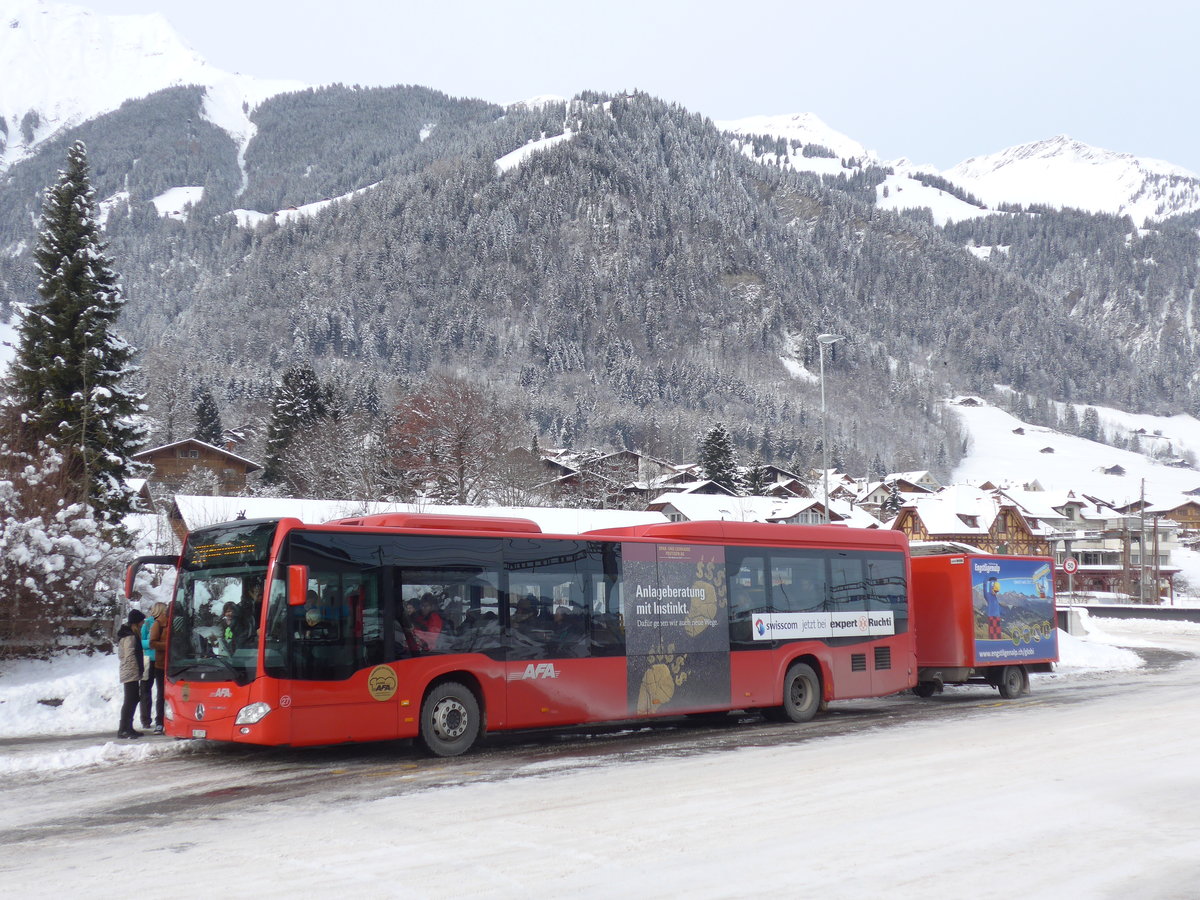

{"left": 901, "top": 484, "right": 1054, "bottom": 537}
{"left": 134, "top": 438, "right": 261, "bottom": 470}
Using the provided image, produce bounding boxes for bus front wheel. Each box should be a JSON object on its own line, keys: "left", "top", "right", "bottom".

{"left": 420, "top": 681, "right": 481, "bottom": 757}
{"left": 766, "top": 663, "right": 821, "bottom": 723}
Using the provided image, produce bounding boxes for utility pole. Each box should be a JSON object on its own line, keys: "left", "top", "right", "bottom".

{"left": 1139, "top": 479, "right": 1147, "bottom": 603}
{"left": 817, "top": 333, "right": 842, "bottom": 524}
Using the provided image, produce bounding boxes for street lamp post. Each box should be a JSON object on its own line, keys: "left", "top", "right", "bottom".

{"left": 817, "top": 333, "right": 843, "bottom": 524}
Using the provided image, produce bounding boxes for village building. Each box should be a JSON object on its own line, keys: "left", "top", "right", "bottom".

{"left": 890, "top": 485, "right": 1053, "bottom": 557}
{"left": 133, "top": 439, "right": 262, "bottom": 497}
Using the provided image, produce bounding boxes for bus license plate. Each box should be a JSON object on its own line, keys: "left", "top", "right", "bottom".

{"left": 191, "top": 729, "right": 207, "bottom": 738}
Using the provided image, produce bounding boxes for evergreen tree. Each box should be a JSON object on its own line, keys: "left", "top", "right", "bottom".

{"left": 868, "top": 453, "right": 886, "bottom": 481}
{"left": 743, "top": 453, "right": 772, "bottom": 496}
{"left": 698, "top": 423, "right": 740, "bottom": 493}
{"left": 262, "top": 365, "right": 327, "bottom": 486}
{"left": 193, "top": 384, "right": 224, "bottom": 446}
{"left": 4, "top": 141, "right": 146, "bottom": 523}
{"left": 881, "top": 481, "right": 904, "bottom": 518}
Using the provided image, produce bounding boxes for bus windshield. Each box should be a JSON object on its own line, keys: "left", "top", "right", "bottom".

{"left": 168, "top": 521, "right": 274, "bottom": 685}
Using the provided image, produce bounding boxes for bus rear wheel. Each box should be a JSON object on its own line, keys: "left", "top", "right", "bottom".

{"left": 765, "top": 663, "right": 821, "bottom": 723}
{"left": 997, "top": 666, "right": 1027, "bottom": 699}
{"left": 420, "top": 681, "right": 481, "bottom": 757}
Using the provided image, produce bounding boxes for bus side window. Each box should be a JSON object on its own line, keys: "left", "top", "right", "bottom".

{"left": 727, "top": 554, "right": 765, "bottom": 644}
{"left": 830, "top": 556, "right": 868, "bottom": 611}
{"left": 770, "top": 556, "right": 826, "bottom": 613}
{"left": 590, "top": 581, "right": 624, "bottom": 656}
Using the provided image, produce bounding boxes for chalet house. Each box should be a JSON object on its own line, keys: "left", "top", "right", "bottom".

{"left": 887, "top": 470, "right": 942, "bottom": 493}
{"left": 765, "top": 478, "right": 813, "bottom": 499}
{"left": 857, "top": 477, "right": 935, "bottom": 513}
{"left": 891, "top": 485, "right": 1052, "bottom": 557}
{"left": 133, "top": 439, "right": 262, "bottom": 497}
{"left": 986, "top": 488, "right": 1179, "bottom": 601}
{"left": 539, "top": 449, "right": 684, "bottom": 504}
{"left": 1153, "top": 500, "right": 1200, "bottom": 531}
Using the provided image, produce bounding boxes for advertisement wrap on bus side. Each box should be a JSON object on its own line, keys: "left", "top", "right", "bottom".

{"left": 622, "top": 541, "right": 731, "bottom": 716}
{"left": 971, "top": 558, "right": 1057, "bottom": 663}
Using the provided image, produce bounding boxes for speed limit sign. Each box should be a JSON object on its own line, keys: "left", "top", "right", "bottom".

{"left": 1062, "top": 557, "right": 1078, "bottom": 574}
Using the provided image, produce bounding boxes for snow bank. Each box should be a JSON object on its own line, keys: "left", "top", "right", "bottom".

{"left": 0, "top": 651, "right": 124, "bottom": 738}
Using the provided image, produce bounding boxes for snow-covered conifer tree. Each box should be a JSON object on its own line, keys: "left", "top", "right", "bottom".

{"left": 698, "top": 423, "right": 740, "bottom": 493}
{"left": 262, "top": 364, "right": 327, "bottom": 486}
{"left": 192, "top": 384, "right": 224, "bottom": 446}
{"left": 4, "top": 141, "right": 146, "bottom": 524}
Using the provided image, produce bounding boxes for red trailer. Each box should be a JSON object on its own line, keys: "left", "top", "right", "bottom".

{"left": 910, "top": 554, "right": 1057, "bottom": 699}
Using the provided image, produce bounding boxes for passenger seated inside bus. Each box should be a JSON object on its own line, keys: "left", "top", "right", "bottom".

{"left": 549, "top": 605, "right": 587, "bottom": 657}
{"left": 511, "top": 594, "right": 538, "bottom": 629}
{"left": 411, "top": 593, "right": 444, "bottom": 651}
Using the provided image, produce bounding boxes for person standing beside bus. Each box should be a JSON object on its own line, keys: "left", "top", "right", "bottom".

{"left": 117, "top": 609, "right": 146, "bottom": 739}
{"left": 137, "top": 610, "right": 154, "bottom": 732}
{"left": 144, "top": 602, "right": 168, "bottom": 734}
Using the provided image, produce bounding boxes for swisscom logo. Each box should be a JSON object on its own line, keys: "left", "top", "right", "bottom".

{"left": 755, "top": 618, "right": 766, "bottom": 636}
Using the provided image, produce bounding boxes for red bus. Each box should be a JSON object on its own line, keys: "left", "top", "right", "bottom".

{"left": 150, "top": 512, "right": 915, "bottom": 756}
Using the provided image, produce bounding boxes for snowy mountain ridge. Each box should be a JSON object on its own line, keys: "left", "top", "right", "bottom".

{"left": 0, "top": 0, "right": 302, "bottom": 173}
{"left": 717, "top": 117, "right": 1200, "bottom": 224}
{"left": 948, "top": 135, "right": 1200, "bottom": 223}
{"left": 714, "top": 112, "right": 873, "bottom": 164}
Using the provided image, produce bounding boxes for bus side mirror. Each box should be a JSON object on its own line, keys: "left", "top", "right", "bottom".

{"left": 287, "top": 565, "right": 309, "bottom": 606}
{"left": 124, "top": 555, "right": 178, "bottom": 600}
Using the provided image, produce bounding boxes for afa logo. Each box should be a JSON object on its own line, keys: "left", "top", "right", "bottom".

{"left": 507, "top": 663, "right": 559, "bottom": 681}
{"left": 367, "top": 665, "right": 398, "bottom": 702}
{"left": 210, "top": 687, "right": 232, "bottom": 698}
{"left": 755, "top": 618, "right": 766, "bottom": 637}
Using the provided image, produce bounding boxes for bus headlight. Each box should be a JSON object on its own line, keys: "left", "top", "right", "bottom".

{"left": 164, "top": 700, "right": 175, "bottom": 721}
{"left": 235, "top": 702, "right": 272, "bottom": 725}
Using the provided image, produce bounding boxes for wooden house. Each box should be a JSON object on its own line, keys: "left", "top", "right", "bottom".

{"left": 133, "top": 439, "right": 262, "bottom": 497}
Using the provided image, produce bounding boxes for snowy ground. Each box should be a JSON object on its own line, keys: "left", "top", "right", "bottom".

{"left": 1, "top": 615, "right": 1199, "bottom": 898}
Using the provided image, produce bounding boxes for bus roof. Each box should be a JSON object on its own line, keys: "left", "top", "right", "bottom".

{"left": 584, "top": 520, "right": 910, "bottom": 550}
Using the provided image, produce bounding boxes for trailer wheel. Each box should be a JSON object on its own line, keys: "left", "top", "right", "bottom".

{"left": 913, "top": 682, "right": 937, "bottom": 698}
{"left": 997, "top": 666, "right": 1026, "bottom": 699}
{"left": 776, "top": 663, "right": 821, "bottom": 723}
{"left": 419, "top": 681, "right": 481, "bottom": 757}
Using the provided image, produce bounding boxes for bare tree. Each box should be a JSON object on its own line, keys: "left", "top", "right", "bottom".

{"left": 388, "top": 374, "right": 518, "bottom": 505}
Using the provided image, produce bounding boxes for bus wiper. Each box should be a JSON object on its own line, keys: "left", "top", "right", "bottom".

{"left": 175, "top": 656, "right": 241, "bottom": 682}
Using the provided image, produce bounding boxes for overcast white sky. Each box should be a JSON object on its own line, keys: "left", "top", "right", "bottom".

{"left": 81, "top": 0, "right": 1200, "bottom": 173}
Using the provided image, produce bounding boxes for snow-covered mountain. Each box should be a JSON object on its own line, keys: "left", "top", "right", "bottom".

{"left": 0, "top": 0, "right": 303, "bottom": 172}
{"left": 948, "top": 135, "right": 1200, "bottom": 224}
{"left": 714, "top": 112, "right": 872, "bottom": 165}
{"left": 718, "top": 114, "right": 1200, "bottom": 224}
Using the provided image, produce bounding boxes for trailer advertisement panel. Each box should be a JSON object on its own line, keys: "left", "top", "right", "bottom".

{"left": 971, "top": 558, "right": 1057, "bottom": 664}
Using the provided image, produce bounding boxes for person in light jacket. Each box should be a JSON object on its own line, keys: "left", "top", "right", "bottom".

{"left": 117, "top": 609, "right": 146, "bottom": 739}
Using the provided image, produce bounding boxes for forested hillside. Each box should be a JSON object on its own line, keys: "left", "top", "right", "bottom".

{"left": 2, "top": 85, "right": 1197, "bottom": 486}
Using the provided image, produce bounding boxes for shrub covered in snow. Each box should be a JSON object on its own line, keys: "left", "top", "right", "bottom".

{"left": 0, "top": 437, "right": 127, "bottom": 657}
